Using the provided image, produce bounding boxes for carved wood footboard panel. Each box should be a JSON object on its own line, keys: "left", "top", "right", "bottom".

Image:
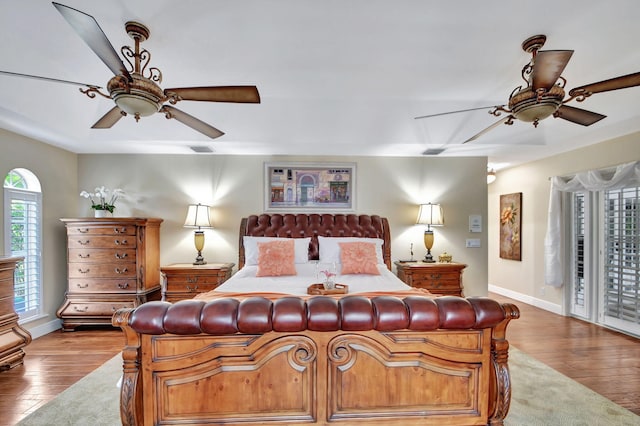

{"left": 113, "top": 296, "right": 519, "bottom": 426}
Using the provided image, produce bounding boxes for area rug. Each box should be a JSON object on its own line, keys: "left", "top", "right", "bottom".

{"left": 18, "top": 347, "right": 640, "bottom": 426}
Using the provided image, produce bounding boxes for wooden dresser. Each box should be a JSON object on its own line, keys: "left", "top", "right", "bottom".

{"left": 57, "top": 218, "right": 163, "bottom": 331}
{"left": 161, "top": 263, "right": 234, "bottom": 302}
{"left": 0, "top": 256, "right": 32, "bottom": 371}
{"left": 394, "top": 261, "right": 467, "bottom": 296}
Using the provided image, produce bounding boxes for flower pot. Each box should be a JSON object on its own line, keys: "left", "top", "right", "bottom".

{"left": 94, "top": 210, "right": 112, "bottom": 218}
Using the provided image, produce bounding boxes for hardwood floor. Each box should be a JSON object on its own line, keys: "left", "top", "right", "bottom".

{"left": 0, "top": 327, "right": 124, "bottom": 426}
{"left": 491, "top": 293, "right": 640, "bottom": 416}
{"left": 0, "top": 294, "right": 638, "bottom": 424}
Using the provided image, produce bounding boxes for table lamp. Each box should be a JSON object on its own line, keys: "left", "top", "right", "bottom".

{"left": 184, "top": 203, "right": 213, "bottom": 265}
{"left": 416, "top": 203, "right": 444, "bottom": 263}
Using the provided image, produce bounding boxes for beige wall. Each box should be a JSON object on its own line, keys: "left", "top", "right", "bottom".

{"left": 0, "top": 136, "right": 489, "bottom": 335}
{"left": 77, "top": 154, "right": 489, "bottom": 296}
{"left": 0, "top": 129, "right": 78, "bottom": 335}
{"left": 488, "top": 131, "right": 640, "bottom": 313}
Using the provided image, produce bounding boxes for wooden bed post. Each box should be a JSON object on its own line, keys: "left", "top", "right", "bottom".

{"left": 112, "top": 308, "right": 144, "bottom": 426}
{"left": 488, "top": 302, "right": 520, "bottom": 426}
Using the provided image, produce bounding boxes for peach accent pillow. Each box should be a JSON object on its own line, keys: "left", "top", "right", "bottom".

{"left": 256, "top": 240, "right": 297, "bottom": 277}
{"left": 339, "top": 242, "right": 380, "bottom": 275}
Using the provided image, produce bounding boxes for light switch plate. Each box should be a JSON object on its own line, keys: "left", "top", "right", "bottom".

{"left": 469, "top": 215, "right": 482, "bottom": 233}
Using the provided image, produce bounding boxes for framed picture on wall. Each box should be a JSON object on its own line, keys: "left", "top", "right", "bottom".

{"left": 499, "top": 192, "right": 522, "bottom": 261}
{"left": 264, "top": 162, "right": 356, "bottom": 212}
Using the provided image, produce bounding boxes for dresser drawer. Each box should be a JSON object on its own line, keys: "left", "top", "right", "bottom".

{"left": 62, "top": 300, "right": 136, "bottom": 316}
{"left": 164, "top": 273, "right": 227, "bottom": 286}
{"left": 69, "top": 248, "right": 137, "bottom": 263}
{"left": 67, "top": 236, "right": 138, "bottom": 249}
{"left": 68, "top": 278, "right": 137, "bottom": 293}
{"left": 165, "top": 281, "right": 220, "bottom": 294}
{"left": 410, "top": 276, "right": 460, "bottom": 291}
{"left": 68, "top": 262, "right": 137, "bottom": 278}
{"left": 67, "top": 225, "right": 137, "bottom": 236}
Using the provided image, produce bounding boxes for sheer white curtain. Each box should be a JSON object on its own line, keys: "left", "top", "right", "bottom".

{"left": 544, "top": 160, "right": 640, "bottom": 287}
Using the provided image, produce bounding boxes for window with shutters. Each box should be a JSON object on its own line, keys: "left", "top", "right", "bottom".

{"left": 3, "top": 168, "right": 42, "bottom": 322}
{"left": 569, "top": 185, "right": 640, "bottom": 337}
{"left": 603, "top": 186, "right": 640, "bottom": 333}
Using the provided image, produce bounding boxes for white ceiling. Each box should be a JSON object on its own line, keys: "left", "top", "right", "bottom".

{"left": 1, "top": 0, "right": 639, "bottom": 170}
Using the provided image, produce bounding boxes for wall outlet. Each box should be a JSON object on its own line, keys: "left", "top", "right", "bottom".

{"left": 466, "top": 239, "right": 481, "bottom": 248}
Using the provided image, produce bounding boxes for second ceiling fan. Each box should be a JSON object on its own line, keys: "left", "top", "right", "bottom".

{"left": 415, "top": 34, "right": 640, "bottom": 144}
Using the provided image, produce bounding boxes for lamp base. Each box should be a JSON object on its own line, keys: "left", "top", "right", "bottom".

{"left": 193, "top": 251, "right": 207, "bottom": 265}
{"left": 423, "top": 251, "right": 435, "bottom": 263}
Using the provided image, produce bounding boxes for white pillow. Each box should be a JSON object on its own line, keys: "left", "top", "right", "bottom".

{"left": 318, "top": 236, "right": 385, "bottom": 264}
{"left": 244, "top": 236, "right": 311, "bottom": 265}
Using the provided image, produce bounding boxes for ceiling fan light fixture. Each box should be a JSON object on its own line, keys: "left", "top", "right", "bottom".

{"left": 108, "top": 73, "right": 164, "bottom": 118}
{"left": 113, "top": 93, "right": 160, "bottom": 116}
{"left": 509, "top": 86, "right": 564, "bottom": 124}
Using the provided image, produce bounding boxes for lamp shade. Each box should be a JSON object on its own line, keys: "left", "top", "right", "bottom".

{"left": 416, "top": 203, "right": 444, "bottom": 226}
{"left": 184, "top": 203, "right": 213, "bottom": 229}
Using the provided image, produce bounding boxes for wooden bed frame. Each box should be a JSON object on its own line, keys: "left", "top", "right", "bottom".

{"left": 113, "top": 214, "right": 519, "bottom": 425}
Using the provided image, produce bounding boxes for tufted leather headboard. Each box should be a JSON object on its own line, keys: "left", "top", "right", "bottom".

{"left": 238, "top": 214, "right": 391, "bottom": 270}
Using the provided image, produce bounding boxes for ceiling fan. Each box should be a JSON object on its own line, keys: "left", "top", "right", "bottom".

{"left": 0, "top": 2, "right": 260, "bottom": 139}
{"left": 415, "top": 34, "right": 640, "bottom": 144}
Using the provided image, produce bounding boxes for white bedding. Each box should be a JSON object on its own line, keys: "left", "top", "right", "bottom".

{"left": 214, "top": 263, "right": 411, "bottom": 296}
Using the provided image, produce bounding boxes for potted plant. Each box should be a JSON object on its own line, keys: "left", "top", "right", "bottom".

{"left": 80, "top": 186, "right": 125, "bottom": 217}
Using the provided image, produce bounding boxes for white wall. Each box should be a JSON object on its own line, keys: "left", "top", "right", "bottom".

{"left": 488, "top": 131, "right": 640, "bottom": 313}
{"left": 77, "top": 154, "right": 489, "bottom": 296}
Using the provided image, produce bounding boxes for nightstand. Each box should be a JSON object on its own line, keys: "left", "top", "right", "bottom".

{"left": 394, "top": 261, "right": 467, "bottom": 297}
{"left": 161, "top": 263, "right": 234, "bottom": 302}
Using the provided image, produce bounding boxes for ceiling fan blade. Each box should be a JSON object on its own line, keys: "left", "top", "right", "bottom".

{"left": 160, "top": 105, "right": 224, "bottom": 139}
{"left": 554, "top": 105, "right": 606, "bottom": 126}
{"left": 531, "top": 50, "right": 573, "bottom": 91}
{"left": 462, "top": 115, "right": 514, "bottom": 144}
{"left": 414, "top": 105, "right": 504, "bottom": 120}
{"left": 0, "top": 70, "right": 101, "bottom": 89}
{"left": 52, "top": 2, "right": 132, "bottom": 81}
{"left": 164, "top": 86, "right": 261, "bottom": 103}
{"left": 569, "top": 71, "right": 640, "bottom": 97}
{"left": 91, "top": 106, "right": 125, "bottom": 128}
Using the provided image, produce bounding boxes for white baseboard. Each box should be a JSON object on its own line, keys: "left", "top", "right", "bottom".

{"left": 488, "top": 284, "right": 563, "bottom": 315}
{"left": 26, "top": 318, "right": 62, "bottom": 339}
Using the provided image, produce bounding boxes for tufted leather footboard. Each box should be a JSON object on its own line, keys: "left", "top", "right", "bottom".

{"left": 114, "top": 295, "right": 519, "bottom": 426}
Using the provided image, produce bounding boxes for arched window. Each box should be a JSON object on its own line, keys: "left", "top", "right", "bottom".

{"left": 4, "top": 168, "right": 42, "bottom": 322}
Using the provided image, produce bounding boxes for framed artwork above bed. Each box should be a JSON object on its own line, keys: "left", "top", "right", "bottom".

{"left": 264, "top": 162, "right": 356, "bottom": 212}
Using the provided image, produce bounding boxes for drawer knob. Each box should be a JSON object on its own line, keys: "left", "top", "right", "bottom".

{"left": 186, "top": 276, "right": 198, "bottom": 283}
{"left": 114, "top": 239, "right": 128, "bottom": 245}
{"left": 73, "top": 306, "right": 89, "bottom": 312}
{"left": 115, "top": 253, "right": 128, "bottom": 259}
{"left": 78, "top": 253, "right": 90, "bottom": 259}
{"left": 76, "top": 283, "right": 89, "bottom": 288}
{"left": 78, "top": 268, "right": 90, "bottom": 274}
{"left": 114, "top": 227, "right": 127, "bottom": 234}
{"left": 77, "top": 228, "right": 90, "bottom": 233}
{"left": 77, "top": 240, "right": 90, "bottom": 245}
{"left": 115, "top": 267, "right": 129, "bottom": 274}
{"left": 117, "top": 282, "right": 130, "bottom": 289}
{"left": 186, "top": 285, "right": 199, "bottom": 292}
